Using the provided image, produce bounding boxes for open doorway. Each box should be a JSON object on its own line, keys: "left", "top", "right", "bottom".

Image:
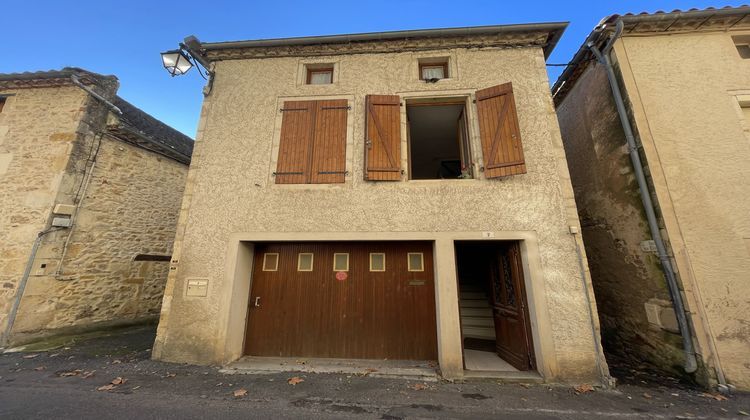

{"left": 455, "top": 241, "right": 536, "bottom": 373}
{"left": 406, "top": 98, "right": 472, "bottom": 179}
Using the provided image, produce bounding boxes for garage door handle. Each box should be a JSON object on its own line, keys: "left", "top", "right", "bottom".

{"left": 254, "top": 297, "right": 261, "bottom": 307}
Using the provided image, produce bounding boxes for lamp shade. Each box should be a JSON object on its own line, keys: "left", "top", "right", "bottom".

{"left": 161, "top": 49, "right": 193, "bottom": 76}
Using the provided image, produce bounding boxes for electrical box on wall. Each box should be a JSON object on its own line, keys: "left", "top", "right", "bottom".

{"left": 51, "top": 217, "right": 72, "bottom": 228}
{"left": 53, "top": 204, "right": 75, "bottom": 216}
{"left": 186, "top": 278, "right": 209, "bottom": 297}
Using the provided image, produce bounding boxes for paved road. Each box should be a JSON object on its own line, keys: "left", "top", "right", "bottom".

{"left": 1, "top": 326, "right": 747, "bottom": 419}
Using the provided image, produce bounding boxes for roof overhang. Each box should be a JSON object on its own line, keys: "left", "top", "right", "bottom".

{"left": 552, "top": 6, "right": 750, "bottom": 106}
{"left": 192, "top": 22, "right": 568, "bottom": 61}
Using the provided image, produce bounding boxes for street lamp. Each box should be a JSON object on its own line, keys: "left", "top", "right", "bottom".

{"left": 161, "top": 49, "right": 194, "bottom": 77}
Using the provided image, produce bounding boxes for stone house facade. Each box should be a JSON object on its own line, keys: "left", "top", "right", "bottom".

{"left": 554, "top": 7, "right": 750, "bottom": 390}
{"left": 153, "top": 23, "right": 611, "bottom": 384}
{"left": 0, "top": 68, "right": 193, "bottom": 345}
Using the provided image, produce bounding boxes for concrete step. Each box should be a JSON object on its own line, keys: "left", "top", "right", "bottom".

{"left": 461, "top": 317, "right": 495, "bottom": 328}
{"left": 460, "top": 307, "right": 493, "bottom": 317}
{"left": 460, "top": 299, "right": 491, "bottom": 308}
{"left": 462, "top": 326, "right": 495, "bottom": 340}
{"left": 459, "top": 291, "right": 486, "bottom": 300}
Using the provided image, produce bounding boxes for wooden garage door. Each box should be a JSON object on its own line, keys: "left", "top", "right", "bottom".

{"left": 244, "top": 242, "right": 438, "bottom": 360}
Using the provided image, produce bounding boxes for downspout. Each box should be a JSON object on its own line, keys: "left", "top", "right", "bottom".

{"left": 587, "top": 19, "right": 698, "bottom": 374}
{"left": 1, "top": 228, "right": 62, "bottom": 347}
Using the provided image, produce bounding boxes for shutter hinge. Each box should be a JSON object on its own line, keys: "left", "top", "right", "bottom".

{"left": 279, "top": 108, "right": 308, "bottom": 112}
{"left": 320, "top": 106, "right": 351, "bottom": 111}
{"left": 317, "top": 171, "right": 348, "bottom": 175}
{"left": 272, "top": 171, "right": 304, "bottom": 176}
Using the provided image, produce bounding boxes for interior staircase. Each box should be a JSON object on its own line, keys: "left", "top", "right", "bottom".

{"left": 459, "top": 283, "right": 496, "bottom": 341}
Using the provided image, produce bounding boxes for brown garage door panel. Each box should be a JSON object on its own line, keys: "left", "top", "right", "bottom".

{"left": 244, "top": 242, "right": 438, "bottom": 360}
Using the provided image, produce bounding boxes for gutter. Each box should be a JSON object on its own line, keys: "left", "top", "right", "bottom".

{"left": 70, "top": 74, "right": 122, "bottom": 115}
{"left": 198, "top": 22, "right": 569, "bottom": 59}
{"left": 586, "top": 18, "right": 703, "bottom": 377}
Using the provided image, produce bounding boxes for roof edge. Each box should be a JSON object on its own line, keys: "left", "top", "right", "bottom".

{"left": 198, "top": 22, "right": 569, "bottom": 59}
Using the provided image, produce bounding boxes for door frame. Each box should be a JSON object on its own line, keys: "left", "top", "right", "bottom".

{"left": 219, "top": 231, "right": 560, "bottom": 381}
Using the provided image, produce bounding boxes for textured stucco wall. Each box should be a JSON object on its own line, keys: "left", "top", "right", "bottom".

{"left": 556, "top": 62, "right": 690, "bottom": 378}
{"left": 154, "top": 44, "right": 605, "bottom": 382}
{"left": 11, "top": 138, "right": 188, "bottom": 339}
{"left": 0, "top": 85, "right": 89, "bottom": 336}
{"left": 613, "top": 32, "right": 750, "bottom": 389}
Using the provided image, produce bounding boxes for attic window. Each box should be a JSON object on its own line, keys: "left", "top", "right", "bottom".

{"left": 732, "top": 35, "right": 750, "bottom": 59}
{"left": 419, "top": 58, "right": 449, "bottom": 81}
{"left": 306, "top": 64, "right": 334, "bottom": 85}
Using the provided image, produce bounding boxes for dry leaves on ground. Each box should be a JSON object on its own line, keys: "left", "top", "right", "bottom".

{"left": 573, "top": 384, "right": 594, "bottom": 394}
{"left": 643, "top": 393, "right": 653, "bottom": 399}
{"left": 287, "top": 377, "right": 304, "bottom": 385}
{"left": 97, "top": 377, "right": 128, "bottom": 392}
{"left": 22, "top": 354, "right": 39, "bottom": 359}
{"left": 700, "top": 392, "right": 729, "bottom": 401}
{"left": 59, "top": 370, "right": 83, "bottom": 377}
{"left": 33, "top": 366, "right": 46, "bottom": 371}
{"left": 408, "top": 383, "right": 429, "bottom": 391}
{"left": 233, "top": 388, "right": 248, "bottom": 397}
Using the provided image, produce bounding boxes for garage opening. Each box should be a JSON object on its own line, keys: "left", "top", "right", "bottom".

{"left": 244, "top": 241, "right": 438, "bottom": 361}
{"left": 406, "top": 98, "right": 472, "bottom": 180}
{"left": 455, "top": 241, "right": 536, "bottom": 372}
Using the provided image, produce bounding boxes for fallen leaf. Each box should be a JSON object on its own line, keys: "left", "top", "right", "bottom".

{"left": 112, "top": 360, "right": 122, "bottom": 364}
{"left": 22, "top": 354, "right": 39, "bottom": 359}
{"left": 738, "top": 410, "right": 748, "bottom": 416}
{"left": 519, "top": 383, "right": 531, "bottom": 389}
{"left": 573, "top": 384, "right": 594, "bottom": 394}
{"left": 59, "top": 370, "right": 83, "bottom": 377}
{"left": 97, "top": 384, "right": 116, "bottom": 391}
{"left": 33, "top": 366, "right": 46, "bottom": 371}
{"left": 287, "top": 377, "right": 304, "bottom": 385}
{"left": 82, "top": 371, "right": 95, "bottom": 379}
{"left": 132, "top": 386, "right": 141, "bottom": 390}
{"left": 165, "top": 373, "right": 176, "bottom": 378}
{"left": 111, "top": 377, "right": 127, "bottom": 385}
{"left": 643, "top": 393, "right": 653, "bottom": 399}
{"left": 700, "top": 392, "right": 728, "bottom": 401}
{"left": 233, "top": 388, "right": 248, "bottom": 397}
{"left": 364, "top": 368, "right": 378, "bottom": 373}
{"left": 409, "top": 383, "right": 428, "bottom": 391}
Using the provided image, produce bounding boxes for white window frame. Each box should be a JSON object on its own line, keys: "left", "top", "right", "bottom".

{"left": 369, "top": 253, "right": 386, "bottom": 272}
{"left": 333, "top": 253, "right": 349, "bottom": 271}
{"left": 407, "top": 252, "right": 424, "bottom": 272}
{"left": 262, "top": 253, "right": 279, "bottom": 271}
{"left": 297, "top": 253, "right": 314, "bottom": 272}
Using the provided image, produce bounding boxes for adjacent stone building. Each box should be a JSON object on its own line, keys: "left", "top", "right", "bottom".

{"left": 153, "top": 23, "right": 611, "bottom": 384}
{"left": 554, "top": 7, "right": 750, "bottom": 390}
{"left": 0, "top": 68, "right": 193, "bottom": 345}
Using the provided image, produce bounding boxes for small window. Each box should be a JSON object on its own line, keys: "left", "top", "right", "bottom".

{"left": 333, "top": 253, "right": 349, "bottom": 271}
{"left": 407, "top": 253, "right": 424, "bottom": 272}
{"left": 419, "top": 58, "right": 449, "bottom": 81}
{"left": 0, "top": 97, "right": 6, "bottom": 113}
{"left": 298, "top": 253, "right": 314, "bottom": 271}
{"left": 262, "top": 253, "right": 279, "bottom": 271}
{"left": 369, "top": 253, "right": 386, "bottom": 272}
{"left": 733, "top": 35, "right": 750, "bottom": 59}
{"left": 306, "top": 66, "right": 333, "bottom": 85}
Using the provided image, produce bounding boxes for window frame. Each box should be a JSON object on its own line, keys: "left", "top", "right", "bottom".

{"left": 306, "top": 67, "right": 334, "bottom": 85}
{"left": 369, "top": 253, "right": 386, "bottom": 272}
{"left": 297, "top": 253, "right": 314, "bottom": 272}
{"left": 419, "top": 62, "right": 448, "bottom": 81}
{"left": 262, "top": 253, "right": 279, "bottom": 272}
{"left": 333, "top": 253, "right": 349, "bottom": 272}
{"left": 407, "top": 252, "right": 424, "bottom": 272}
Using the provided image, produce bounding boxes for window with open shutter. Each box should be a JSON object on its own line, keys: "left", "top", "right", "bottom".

{"left": 365, "top": 95, "right": 401, "bottom": 181}
{"left": 475, "top": 83, "right": 526, "bottom": 178}
{"left": 275, "top": 99, "right": 348, "bottom": 184}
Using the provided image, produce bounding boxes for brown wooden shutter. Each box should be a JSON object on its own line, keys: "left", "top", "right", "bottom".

{"left": 310, "top": 99, "right": 348, "bottom": 184}
{"left": 475, "top": 83, "right": 526, "bottom": 178}
{"left": 365, "top": 95, "right": 401, "bottom": 181}
{"left": 276, "top": 100, "right": 315, "bottom": 184}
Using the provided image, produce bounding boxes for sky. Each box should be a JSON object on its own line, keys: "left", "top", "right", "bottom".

{"left": 3, "top": 1, "right": 747, "bottom": 137}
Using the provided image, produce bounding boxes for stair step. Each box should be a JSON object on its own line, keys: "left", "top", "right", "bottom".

{"left": 459, "top": 291, "right": 486, "bottom": 300}
{"left": 459, "top": 300, "right": 491, "bottom": 308}
{"left": 462, "top": 326, "right": 496, "bottom": 340}
{"left": 460, "top": 307, "right": 493, "bottom": 317}
{"left": 461, "top": 317, "right": 495, "bottom": 328}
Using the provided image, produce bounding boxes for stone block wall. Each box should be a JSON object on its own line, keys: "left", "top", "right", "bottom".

{"left": 0, "top": 85, "right": 90, "bottom": 337}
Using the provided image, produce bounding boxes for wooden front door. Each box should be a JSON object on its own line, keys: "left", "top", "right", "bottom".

{"left": 490, "top": 243, "right": 536, "bottom": 371}
{"left": 244, "top": 242, "right": 438, "bottom": 360}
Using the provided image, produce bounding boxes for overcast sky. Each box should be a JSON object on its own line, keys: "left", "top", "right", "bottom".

{"left": 4, "top": 1, "right": 746, "bottom": 138}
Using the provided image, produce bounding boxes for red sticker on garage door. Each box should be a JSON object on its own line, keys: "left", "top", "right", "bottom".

{"left": 335, "top": 271, "right": 348, "bottom": 281}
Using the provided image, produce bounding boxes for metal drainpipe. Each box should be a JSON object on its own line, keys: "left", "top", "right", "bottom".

{"left": 587, "top": 19, "right": 698, "bottom": 374}
{"left": 1, "top": 228, "right": 61, "bottom": 347}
